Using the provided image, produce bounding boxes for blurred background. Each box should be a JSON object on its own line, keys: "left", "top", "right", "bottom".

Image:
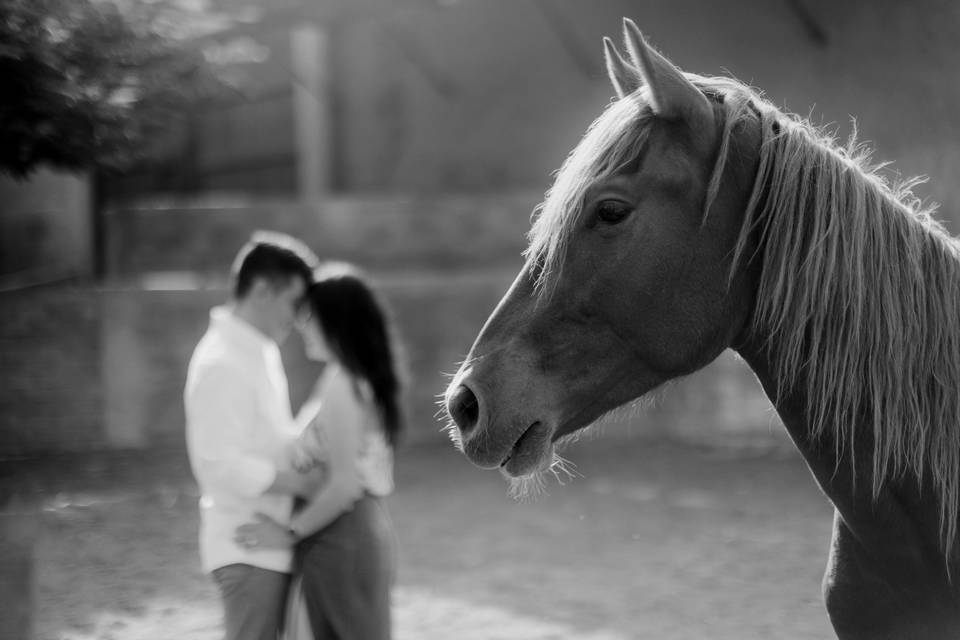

{"left": 1, "top": 0, "right": 958, "bottom": 638}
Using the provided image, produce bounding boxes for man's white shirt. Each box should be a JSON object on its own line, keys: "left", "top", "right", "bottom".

{"left": 185, "top": 306, "right": 300, "bottom": 574}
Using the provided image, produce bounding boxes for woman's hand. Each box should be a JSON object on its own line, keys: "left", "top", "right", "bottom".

{"left": 234, "top": 513, "right": 295, "bottom": 551}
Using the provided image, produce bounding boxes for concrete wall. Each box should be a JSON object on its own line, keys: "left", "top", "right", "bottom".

{"left": 1, "top": 192, "right": 790, "bottom": 457}
{"left": 0, "top": 277, "right": 785, "bottom": 457}
{"left": 103, "top": 191, "right": 539, "bottom": 275}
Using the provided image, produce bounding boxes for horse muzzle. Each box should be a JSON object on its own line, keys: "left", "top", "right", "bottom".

{"left": 445, "top": 380, "right": 556, "bottom": 476}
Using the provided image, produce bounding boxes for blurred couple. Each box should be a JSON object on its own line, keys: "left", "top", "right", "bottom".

{"left": 184, "top": 231, "right": 404, "bottom": 640}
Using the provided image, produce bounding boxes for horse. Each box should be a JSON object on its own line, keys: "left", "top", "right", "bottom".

{"left": 443, "top": 18, "right": 960, "bottom": 639}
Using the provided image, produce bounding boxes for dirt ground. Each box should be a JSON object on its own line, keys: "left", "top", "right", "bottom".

{"left": 8, "top": 436, "right": 837, "bottom": 640}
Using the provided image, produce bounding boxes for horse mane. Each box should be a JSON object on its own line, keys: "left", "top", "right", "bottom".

{"left": 727, "top": 85, "right": 960, "bottom": 554}
{"left": 527, "top": 75, "right": 960, "bottom": 553}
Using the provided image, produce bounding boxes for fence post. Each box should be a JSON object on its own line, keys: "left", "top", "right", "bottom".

{"left": 101, "top": 288, "right": 150, "bottom": 448}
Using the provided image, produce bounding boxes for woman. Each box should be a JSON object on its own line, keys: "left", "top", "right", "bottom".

{"left": 236, "top": 262, "right": 404, "bottom": 640}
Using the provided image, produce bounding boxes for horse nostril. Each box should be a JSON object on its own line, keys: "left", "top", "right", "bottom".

{"left": 447, "top": 384, "right": 481, "bottom": 435}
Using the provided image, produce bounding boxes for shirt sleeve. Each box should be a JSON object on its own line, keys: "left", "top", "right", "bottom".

{"left": 185, "top": 364, "right": 277, "bottom": 497}
{"left": 289, "top": 365, "right": 367, "bottom": 536}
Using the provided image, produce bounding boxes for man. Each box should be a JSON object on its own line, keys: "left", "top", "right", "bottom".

{"left": 185, "top": 231, "right": 322, "bottom": 640}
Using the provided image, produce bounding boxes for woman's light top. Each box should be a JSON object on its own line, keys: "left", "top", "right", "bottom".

{"left": 288, "top": 362, "right": 394, "bottom": 497}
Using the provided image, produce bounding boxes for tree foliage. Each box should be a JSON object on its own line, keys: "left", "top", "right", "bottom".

{"left": 0, "top": 0, "right": 234, "bottom": 177}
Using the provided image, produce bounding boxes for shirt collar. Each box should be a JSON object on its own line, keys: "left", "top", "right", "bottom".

{"left": 210, "top": 306, "right": 276, "bottom": 355}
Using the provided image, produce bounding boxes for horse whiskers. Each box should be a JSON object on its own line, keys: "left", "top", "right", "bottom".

{"left": 446, "top": 353, "right": 483, "bottom": 375}
{"left": 578, "top": 383, "right": 671, "bottom": 434}
{"left": 554, "top": 426, "right": 595, "bottom": 448}
{"left": 549, "top": 454, "right": 582, "bottom": 484}
{"left": 507, "top": 474, "right": 546, "bottom": 501}
{"left": 432, "top": 394, "right": 451, "bottom": 421}
{"left": 434, "top": 390, "right": 464, "bottom": 450}
{"left": 506, "top": 451, "right": 582, "bottom": 501}
{"left": 440, "top": 418, "right": 464, "bottom": 452}
{"left": 544, "top": 388, "right": 666, "bottom": 454}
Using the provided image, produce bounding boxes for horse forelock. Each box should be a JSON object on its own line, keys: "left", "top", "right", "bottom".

{"left": 525, "top": 95, "right": 654, "bottom": 294}
{"left": 730, "top": 89, "right": 960, "bottom": 555}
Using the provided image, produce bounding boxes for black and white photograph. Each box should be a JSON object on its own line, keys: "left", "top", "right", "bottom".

{"left": 2, "top": 1, "right": 959, "bottom": 638}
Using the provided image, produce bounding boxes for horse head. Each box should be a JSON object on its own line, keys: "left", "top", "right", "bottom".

{"left": 445, "top": 20, "right": 764, "bottom": 479}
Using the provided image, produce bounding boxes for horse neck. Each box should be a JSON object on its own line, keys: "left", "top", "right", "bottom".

{"left": 733, "top": 340, "right": 857, "bottom": 490}
{"left": 724, "top": 100, "right": 960, "bottom": 572}
{"left": 738, "top": 334, "right": 960, "bottom": 570}
{"left": 726, "top": 109, "right": 960, "bottom": 506}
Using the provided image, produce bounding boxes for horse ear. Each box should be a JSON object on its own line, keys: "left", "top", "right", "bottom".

{"left": 622, "top": 18, "right": 712, "bottom": 125}
{"left": 603, "top": 37, "right": 640, "bottom": 98}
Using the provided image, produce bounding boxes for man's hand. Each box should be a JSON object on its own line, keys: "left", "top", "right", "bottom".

{"left": 234, "top": 513, "right": 295, "bottom": 551}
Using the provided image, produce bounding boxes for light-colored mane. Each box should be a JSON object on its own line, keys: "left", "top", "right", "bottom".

{"left": 730, "top": 85, "right": 960, "bottom": 554}
{"left": 527, "top": 76, "right": 960, "bottom": 553}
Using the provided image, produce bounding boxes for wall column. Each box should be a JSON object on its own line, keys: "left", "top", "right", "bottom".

{"left": 100, "top": 289, "right": 149, "bottom": 448}
{"left": 290, "top": 23, "right": 332, "bottom": 201}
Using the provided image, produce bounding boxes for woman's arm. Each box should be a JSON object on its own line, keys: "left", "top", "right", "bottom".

{"left": 288, "top": 365, "right": 368, "bottom": 539}
{"left": 279, "top": 375, "right": 329, "bottom": 474}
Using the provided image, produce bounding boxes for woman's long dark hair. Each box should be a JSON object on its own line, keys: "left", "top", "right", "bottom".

{"left": 306, "top": 263, "right": 404, "bottom": 446}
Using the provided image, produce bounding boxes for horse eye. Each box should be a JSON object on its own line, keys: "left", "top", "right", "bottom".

{"left": 595, "top": 200, "right": 632, "bottom": 225}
